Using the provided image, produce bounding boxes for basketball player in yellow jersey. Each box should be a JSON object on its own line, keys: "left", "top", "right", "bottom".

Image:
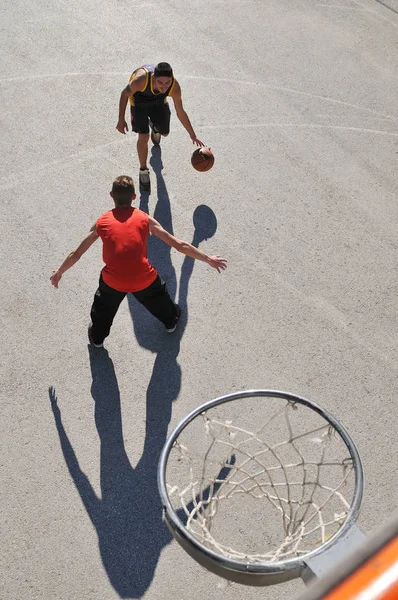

{"left": 116, "top": 62, "right": 204, "bottom": 192}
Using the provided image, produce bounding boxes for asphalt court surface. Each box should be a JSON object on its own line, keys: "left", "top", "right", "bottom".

{"left": 1, "top": 1, "right": 398, "bottom": 599}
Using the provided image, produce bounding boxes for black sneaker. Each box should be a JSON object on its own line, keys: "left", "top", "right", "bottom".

{"left": 88, "top": 324, "right": 104, "bottom": 348}
{"left": 149, "top": 120, "right": 161, "bottom": 146}
{"left": 139, "top": 168, "right": 151, "bottom": 192}
{"left": 165, "top": 305, "right": 181, "bottom": 333}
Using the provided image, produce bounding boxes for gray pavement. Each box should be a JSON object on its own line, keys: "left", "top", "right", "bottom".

{"left": 1, "top": 0, "right": 398, "bottom": 599}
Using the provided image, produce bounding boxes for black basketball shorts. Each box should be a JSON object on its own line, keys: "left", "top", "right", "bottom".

{"left": 130, "top": 102, "right": 171, "bottom": 135}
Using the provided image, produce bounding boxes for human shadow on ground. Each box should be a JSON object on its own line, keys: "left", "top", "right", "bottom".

{"left": 49, "top": 374, "right": 233, "bottom": 599}
{"left": 49, "top": 298, "right": 217, "bottom": 598}
{"left": 49, "top": 148, "right": 219, "bottom": 598}
{"left": 49, "top": 348, "right": 174, "bottom": 599}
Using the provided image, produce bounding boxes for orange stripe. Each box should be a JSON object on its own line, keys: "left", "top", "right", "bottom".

{"left": 168, "top": 78, "right": 176, "bottom": 96}
{"left": 128, "top": 68, "right": 148, "bottom": 106}
{"left": 142, "top": 68, "right": 149, "bottom": 92}
{"left": 323, "top": 537, "right": 398, "bottom": 600}
{"left": 128, "top": 72, "right": 135, "bottom": 106}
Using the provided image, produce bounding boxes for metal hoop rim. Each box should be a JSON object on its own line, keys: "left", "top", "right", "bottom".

{"left": 157, "top": 389, "right": 364, "bottom": 578}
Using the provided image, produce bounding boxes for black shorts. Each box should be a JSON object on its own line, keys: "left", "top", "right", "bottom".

{"left": 130, "top": 102, "right": 171, "bottom": 135}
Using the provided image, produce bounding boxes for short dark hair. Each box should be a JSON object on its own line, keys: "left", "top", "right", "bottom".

{"left": 111, "top": 176, "right": 135, "bottom": 206}
{"left": 154, "top": 62, "right": 173, "bottom": 78}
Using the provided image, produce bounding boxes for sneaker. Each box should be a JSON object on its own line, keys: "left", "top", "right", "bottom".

{"left": 165, "top": 305, "right": 181, "bottom": 333}
{"left": 139, "top": 168, "right": 151, "bottom": 192}
{"left": 88, "top": 324, "right": 104, "bottom": 348}
{"left": 149, "top": 120, "right": 161, "bottom": 146}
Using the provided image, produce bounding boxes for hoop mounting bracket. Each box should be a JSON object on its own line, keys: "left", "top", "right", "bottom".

{"left": 303, "top": 524, "right": 366, "bottom": 584}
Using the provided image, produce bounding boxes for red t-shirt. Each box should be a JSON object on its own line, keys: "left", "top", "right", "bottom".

{"left": 96, "top": 207, "right": 157, "bottom": 292}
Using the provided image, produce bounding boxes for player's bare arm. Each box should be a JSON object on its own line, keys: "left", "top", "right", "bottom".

{"left": 50, "top": 226, "right": 99, "bottom": 288}
{"left": 148, "top": 216, "right": 227, "bottom": 273}
{"left": 116, "top": 71, "right": 147, "bottom": 134}
{"left": 170, "top": 82, "right": 204, "bottom": 147}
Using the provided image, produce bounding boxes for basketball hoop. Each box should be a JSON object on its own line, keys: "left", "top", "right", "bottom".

{"left": 158, "top": 390, "right": 364, "bottom": 586}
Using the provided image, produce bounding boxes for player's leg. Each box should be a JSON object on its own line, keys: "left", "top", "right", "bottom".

{"left": 149, "top": 103, "right": 171, "bottom": 146}
{"left": 137, "top": 133, "right": 150, "bottom": 166}
{"left": 131, "top": 105, "right": 151, "bottom": 191}
{"left": 132, "top": 275, "right": 181, "bottom": 332}
{"left": 148, "top": 120, "right": 161, "bottom": 146}
{"left": 89, "top": 275, "right": 126, "bottom": 346}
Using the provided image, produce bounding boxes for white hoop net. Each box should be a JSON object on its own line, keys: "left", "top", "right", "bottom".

{"left": 165, "top": 396, "right": 358, "bottom": 564}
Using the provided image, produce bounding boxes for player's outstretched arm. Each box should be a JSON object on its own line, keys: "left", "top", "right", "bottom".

{"left": 50, "top": 226, "right": 99, "bottom": 288}
{"left": 171, "top": 82, "right": 204, "bottom": 147}
{"left": 149, "top": 216, "right": 227, "bottom": 273}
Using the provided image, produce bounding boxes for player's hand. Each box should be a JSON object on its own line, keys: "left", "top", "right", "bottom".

{"left": 50, "top": 270, "right": 62, "bottom": 288}
{"left": 191, "top": 135, "right": 204, "bottom": 147}
{"left": 207, "top": 256, "right": 227, "bottom": 273}
{"left": 116, "top": 120, "right": 128, "bottom": 134}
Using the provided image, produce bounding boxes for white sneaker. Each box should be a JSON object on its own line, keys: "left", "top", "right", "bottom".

{"left": 139, "top": 168, "right": 150, "bottom": 191}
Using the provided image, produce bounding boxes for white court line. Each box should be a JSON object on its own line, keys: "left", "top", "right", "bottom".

{"left": 231, "top": 244, "right": 398, "bottom": 372}
{"left": 0, "top": 138, "right": 127, "bottom": 190}
{"left": 316, "top": 4, "right": 368, "bottom": 9}
{"left": 200, "top": 122, "right": 398, "bottom": 137}
{"left": 271, "top": 272, "right": 398, "bottom": 373}
{"left": 351, "top": 0, "right": 398, "bottom": 27}
{"left": 1, "top": 71, "right": 397, "bottom": 123}
{"left": 1, "top": 121, "right": 397, "bottom": 192}
{"left": 56, "top": 0, "right": 154, "bottom": 10}
{"left": 0, "top": 72, "right": 129, "bottom": 83}
{"left": 376, "top": 0, "right": 398, "bottom": 15}
{"left": 184, "top": 76, "right": 398, "bottom": 122}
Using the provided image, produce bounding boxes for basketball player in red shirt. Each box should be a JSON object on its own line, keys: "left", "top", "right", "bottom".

{"left": 116, "top": 62, "right": 204, "bottom": 192}
{"left": 50, "top": 176, "right": 227, "bottom": 347}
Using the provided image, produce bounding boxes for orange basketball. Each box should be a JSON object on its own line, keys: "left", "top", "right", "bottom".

{"left": 191, "top": 147, "right": 214, "bottom": 172}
